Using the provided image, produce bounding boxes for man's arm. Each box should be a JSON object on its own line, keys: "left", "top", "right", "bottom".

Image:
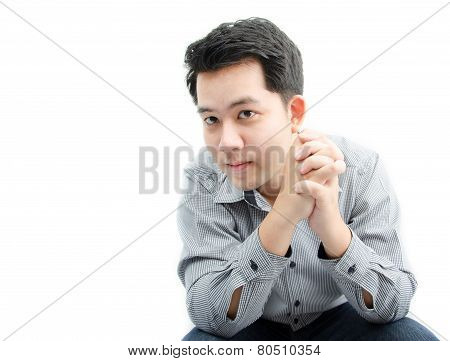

{"left": 317, "top": 152, "right": 417, "bottom": 322}
{"left": 227, "top": 203, "right": 301, "bottom": 319}
{"left": 320, "top": 222, "right": 374, "bottom": 309}
{"left": 177, "top": 170, "right": 293, "bottom": 338}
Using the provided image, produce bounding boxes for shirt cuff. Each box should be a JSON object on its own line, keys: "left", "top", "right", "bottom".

{"left": 317, "top": 225, "right": 374, "bottom": 285}
{"left": 238, "top": 224, "right": 292, "bottom": 282}
{"left": 317, "top": 226, "right": 380, "bottom": 313}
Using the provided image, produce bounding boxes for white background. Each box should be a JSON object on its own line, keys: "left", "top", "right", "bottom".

{"left": 0, "top": 0, "right": 448, "bottom": 358}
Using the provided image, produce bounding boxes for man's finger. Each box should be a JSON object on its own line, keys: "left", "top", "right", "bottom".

{"left": 305, "top": 160, "right": 346, "bottom": 184}
{"left": 295, "top": 140, "right": 329, "bottom": 160}
{"left": 294, "top": 179, "right": 327, "bottom": 203}
{"left": 298, "top": 154, "right": 334, "bottom": 174}
{"left": 296, "top": 129, "right": 344, "bottom": 161}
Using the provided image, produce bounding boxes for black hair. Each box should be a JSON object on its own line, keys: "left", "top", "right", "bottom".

{"left": 184, "top": 17, "right": 304, "bottom": 109}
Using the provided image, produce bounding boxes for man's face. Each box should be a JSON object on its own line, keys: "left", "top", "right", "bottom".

{"left": 196, "top": 58, "right": 303, "bottom": 197}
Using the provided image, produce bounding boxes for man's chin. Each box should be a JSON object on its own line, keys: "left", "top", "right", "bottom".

{"left": 222, "top": 163, "right": 263, "bottom": 190}
{"left": 227, "top": 176, "right": 260, "bottom": 191}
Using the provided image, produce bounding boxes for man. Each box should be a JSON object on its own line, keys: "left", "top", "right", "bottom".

{"left": 176, "top": 17, "right": 438, "bottom": 341}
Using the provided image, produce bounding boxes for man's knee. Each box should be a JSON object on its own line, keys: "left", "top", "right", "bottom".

{"left": 365, "top": 317, "right": 439, "bottom": 341}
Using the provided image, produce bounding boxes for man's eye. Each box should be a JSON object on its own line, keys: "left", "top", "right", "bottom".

{"left": 204, "top": 116, "right": 218, "bottom": 126}
{"left": 238, "top": 110, "right": 255, "bottom": 119}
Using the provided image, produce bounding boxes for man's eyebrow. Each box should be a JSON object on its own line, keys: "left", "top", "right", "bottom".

{"left": 197, "top": 96, "right": 260, "bottom": 114}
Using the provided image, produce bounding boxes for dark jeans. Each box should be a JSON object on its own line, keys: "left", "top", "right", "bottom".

{"left": 181, "top": 302, "right": 439, "bottom": 341}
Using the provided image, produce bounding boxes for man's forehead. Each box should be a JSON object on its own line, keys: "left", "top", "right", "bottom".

{"left": 196, "top": 61, "right": 268, "bottom": 112}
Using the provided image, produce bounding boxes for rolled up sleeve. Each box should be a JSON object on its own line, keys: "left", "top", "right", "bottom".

{"left": 317, "top": 152, "right": 418, "bottom": 323}
{"left": 177, "top": 170, "right": 292, "bottom": 338}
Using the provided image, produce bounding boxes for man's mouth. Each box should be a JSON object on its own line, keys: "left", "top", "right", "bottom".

{"left": 227, "top": 161, "right": 252, "bottom": 171}
{"left": 228, "top": 161, "right": 249, "bottom": 166}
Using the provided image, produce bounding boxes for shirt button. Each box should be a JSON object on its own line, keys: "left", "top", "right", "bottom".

{"left": 348, "top": 264, "right": 356, "bottom": 274}
{"left": 289, "top": 261, "right": 296, "bottom": 268}
{"left": 250, "top": 260, "right": 258, "bottom": 271}
{"left": 294, "top": 300, "right": 300, "bottom": 307}
{"left": 294, "top": 318, "right": 299, "bottom": 324}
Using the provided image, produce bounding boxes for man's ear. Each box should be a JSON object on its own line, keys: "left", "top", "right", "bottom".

{"left": 288, "top": 95, "right": 306, "bottom": 133}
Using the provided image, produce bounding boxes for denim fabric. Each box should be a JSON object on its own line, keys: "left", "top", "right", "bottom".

{"left": 181, "top": 302, "right": 439, "bottom": 341}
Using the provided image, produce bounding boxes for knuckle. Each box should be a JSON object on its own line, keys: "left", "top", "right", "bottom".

{"left": 301, "top": 158, "right": 311, "bottom": 169}
{"left": 337, "top": 160, "right": 347, "bottom": 172}
{"left": 318, "top": 144, "right": 331, "bottom": 154}
{"left": 333, "top": 148, "right": 344, "bottom": 160}
{"left": 316, "top": 150, "right": 331, "bottom": 160}
{"left": 323, "top": 155, "right": 334, "bottom": 164}
{"left": 303, "top": 169, "right": 314, "bottom": 179}
{"left": 324, "top": 144, "right": 332, "bottom": 152}
{"left": 331, "top": 162, "right": 340, "bottom": 172}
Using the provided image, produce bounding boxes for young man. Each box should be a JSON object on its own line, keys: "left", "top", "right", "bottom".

{"left": 176, "top": 17, "right": 438, "bottom": 341}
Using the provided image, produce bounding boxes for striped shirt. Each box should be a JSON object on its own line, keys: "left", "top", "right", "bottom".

{"left": 176, "top": 133, "right": 418, "bottom": 338}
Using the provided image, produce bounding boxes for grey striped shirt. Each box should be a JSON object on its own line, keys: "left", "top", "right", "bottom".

{"left": 176, "top": 133, "right": 418, "bottom": 338}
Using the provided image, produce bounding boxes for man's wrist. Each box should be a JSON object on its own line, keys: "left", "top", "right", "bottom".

{"left": 320, "top": 220, "right": 352, "bottom": 259}
{"left": 274, "top": 193, "right": 310, "bottom": 224}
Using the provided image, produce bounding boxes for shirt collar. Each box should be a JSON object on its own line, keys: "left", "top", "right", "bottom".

{"left": 212, "top": 173, "right": 246, "bottom": 203}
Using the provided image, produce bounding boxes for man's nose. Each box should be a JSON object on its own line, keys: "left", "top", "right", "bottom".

{"left": 218, "top": 122, "right": 244, "bottom": 151}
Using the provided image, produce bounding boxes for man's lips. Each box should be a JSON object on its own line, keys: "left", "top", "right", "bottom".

{"left": 227, "top": 161, "right": 250, "bottom": 166}
{"left": 226, "top": 161, "right": 253, "bottom": 172}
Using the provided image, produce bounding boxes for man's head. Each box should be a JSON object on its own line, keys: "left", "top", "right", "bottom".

{"left": 184, "top": 17, "right": 306, "bottom": 198}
